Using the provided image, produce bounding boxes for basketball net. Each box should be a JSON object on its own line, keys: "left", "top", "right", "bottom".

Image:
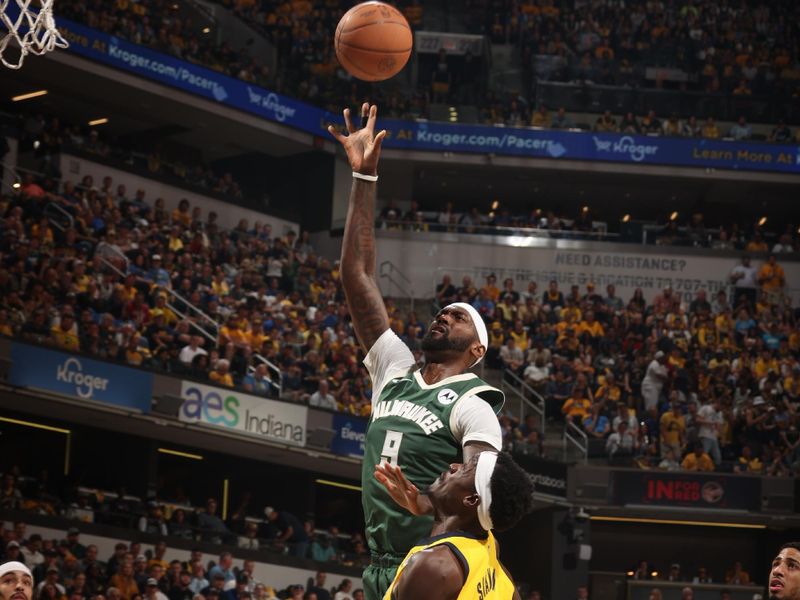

{"left": 0, "top": 0, "right": 68, "bottom": 69}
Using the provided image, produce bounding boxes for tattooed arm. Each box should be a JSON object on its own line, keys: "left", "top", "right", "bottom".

{"left": 329, "top": 103, "right": 390, "bottom": 352}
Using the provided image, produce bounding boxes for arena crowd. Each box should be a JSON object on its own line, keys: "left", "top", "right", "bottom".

{"left": 54, "top": 0, "right": 800, "bottom": 137}
{"left": 0, "top": 519, "right": 364, "bottom": 600}
{"left": 0, "top": 170, "right": 798, "bottom": 476}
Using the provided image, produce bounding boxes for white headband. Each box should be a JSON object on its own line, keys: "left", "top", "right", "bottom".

{"left": 445, "top": 303, "right": 488, "bottom": 367}
{"left": 0, "top": 561, "right": 32, "bottom": 579}
{"left": 474, "top": 451, "right": 498, "bottom": 531}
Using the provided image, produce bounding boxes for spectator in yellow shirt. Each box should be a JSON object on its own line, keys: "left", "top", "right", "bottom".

{"left": 72, "top": 261, "right": 91, "bottom": 294}
{"left": 734, "top": 446, "right": 762, "bottom": 474}
{"left": 745, "top": 232, "right": 769, "bottom": 253}
{"left": 681, "top": 444, "right": 715, "bottom": 471}
{"left": 660, "top": 401, "right": 686, "bottom": 458}
{"left": 497, "top": 294, "right": 517, "bottom": 324}
{"left": 753, "top": 349, "right": 779, "bottom": 379}
{"left": 530, "top": 104, "right": 550, "bottom": 127}
{"left": 480, "top": 273, "right": 500, "bottom": 303}
{"left": 562, "top": 388, "right": 591, "bottom": 425}
{"left": 152, "top": 295, "right": 178, "bottom": 326}
{"left": 50, "top": 312, "right": 80, "bottom": 351}
{"left": 220, "top": 316, "right": 252, "bottom": 362}
{"left": 757, "top": 254, "right": 786, "bottom": 292}
{"left": 578, "top": 311, "right": 605, "bottom": 341}
{"left": 168, "top": 227, "right": 184, "bottom": 252}
{"left": 555, "top": 313, "right": 578, "bottom": 337}
{"left": 509, "top": 319, "right": 529, "bottom": 350}
{"left": 701, "top": 117, "right": 720, "bottom": 139}
{"left": 211, "top": 271, "right": 230, "bottom": 297}
{"left": 595, "top": 372, "right": 622, "bottom": 405}
{"left": 209, "top": 359, "right": 234, "bottom": 387}
{"left": 561, "top": 300, "right": 582, "bottom": 323}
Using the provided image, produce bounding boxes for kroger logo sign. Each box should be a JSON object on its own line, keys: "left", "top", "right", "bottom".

{"left": 56, "top": 357, "right": 110, "bottom": 399}
{"left": 246, "top": 87, "right": 297, "bottom": 123}
{"left": 9, "top": 343, "right": 154, "bottom": 411}
{"left": 592, "top": 135, "right": 659, "bottom": 162}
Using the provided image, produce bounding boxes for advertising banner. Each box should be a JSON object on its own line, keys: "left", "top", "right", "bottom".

{"left": 330, "top": 414, "right": 367, "bottom": 458}
{"left": 9, "top": 342, "right": 153, "bottom": 412}
{"left": 58, "top": 18, "right": 800, "bottom": 175}
{"left": 612, "top": 470, "right": 761, "bottom": 511}
{"left": 376, "top": 235, "right": 800, "bottom": 304}
{"left": 512, "top": 454, "right": 568, "bottom": 498}
{"left": 178, "top": 381, "right": 307, "bottom": 447}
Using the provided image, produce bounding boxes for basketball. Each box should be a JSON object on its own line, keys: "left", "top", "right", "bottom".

{"left": 334, "top": 1, "right": 413, "bottom": 82}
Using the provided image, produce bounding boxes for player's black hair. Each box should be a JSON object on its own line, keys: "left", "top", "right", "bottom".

{"left": 779, "top": 541, "right": 800, "bottom": 553}
{"left": 488, "top": 452, "right": 535, "bottom": 532}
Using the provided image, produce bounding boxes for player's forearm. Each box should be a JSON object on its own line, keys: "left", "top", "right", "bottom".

{"left": 340, "top": 179, "right": 389, "bottom": 349}
{"left": 341, "top": 179, "right": 377, "bottom": 280}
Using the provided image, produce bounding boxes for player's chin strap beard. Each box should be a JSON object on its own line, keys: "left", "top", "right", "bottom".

{"left": 475, "top": 451, "right": 498, "bottom": 531}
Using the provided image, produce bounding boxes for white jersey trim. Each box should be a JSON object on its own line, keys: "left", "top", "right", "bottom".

{"left": 412, "top": 369, "right": 478, "bottom": 389}
{"left": 363, "top": 329, "right": 415, "bottom": 408}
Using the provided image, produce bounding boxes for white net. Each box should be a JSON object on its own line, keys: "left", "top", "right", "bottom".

{"left": 0, "top": 0, "right": 68, "bottom": 69}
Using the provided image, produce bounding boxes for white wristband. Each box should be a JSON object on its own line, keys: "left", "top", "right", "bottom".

{"left": 353, "top": 172, "right": 378, "bottom": 182}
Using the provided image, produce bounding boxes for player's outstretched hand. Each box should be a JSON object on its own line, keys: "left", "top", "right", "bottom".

{"left": 374, "top": 462, "right": 431, "bottom": 516}
{"left": 328, "top": 103, "right": 386, "bottom": 177}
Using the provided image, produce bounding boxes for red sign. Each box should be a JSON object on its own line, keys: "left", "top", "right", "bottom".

{"left": 614, "top": 471, "right": 759, "bottom": 510}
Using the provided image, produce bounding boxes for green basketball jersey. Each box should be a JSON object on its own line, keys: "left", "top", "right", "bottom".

{"left": 362, "top": 368, "right": 504, "bottom": 557}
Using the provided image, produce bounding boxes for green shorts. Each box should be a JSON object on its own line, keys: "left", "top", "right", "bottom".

{"left": 362, "top": 553, "right": 404, "bottom": 600}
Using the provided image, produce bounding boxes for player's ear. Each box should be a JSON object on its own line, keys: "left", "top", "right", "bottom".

{"left": 470, "top": 343, "right": 486, "bottom": 363}
{"left": 463, "top": 493, "right": 480, "bottom": 510}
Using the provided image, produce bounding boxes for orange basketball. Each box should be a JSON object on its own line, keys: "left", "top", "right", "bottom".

{"left": 335, "top": 1, "right": 413, "bottom": 82}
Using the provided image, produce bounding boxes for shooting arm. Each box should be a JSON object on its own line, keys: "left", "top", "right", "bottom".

{"left": 330, "top": 104, "right": 389, "bottom": 353}
{"left": 340, "top": 178, "right": 389, "bottom": 352}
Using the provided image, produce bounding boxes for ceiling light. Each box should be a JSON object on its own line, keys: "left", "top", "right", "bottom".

{"left": 622, "top": 214, "right": 630, "bottom": 222}
{"left": 88, "top": 118, "right": 109, "bottom": 126}
{"left": 757, "top": 216, "right": 767, "bottom": 227}
{"left": 581, "top": 205, "right": 589, "bottom": 212}
{"left": 202, "top": 26, "right": 211, "bottom": 34}
{"left": 12, "top": 182, "right": 21, "bottom": 189}
{"left": 491, "top": 200, "right": 499, "bottom": 210}
{"left": 669, "top": 211, "right": 679, "bottom": 221}
{"left": 11, "top": 89, "right": 48, "bottom": 102}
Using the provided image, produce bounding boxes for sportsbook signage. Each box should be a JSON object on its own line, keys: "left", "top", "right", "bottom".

{"left": 612, "top": 471, "right": 761, "bottom": 510}
{"left": 512, "top": 454, "right": 568, "bottom": 498}
{"left": 8, "top": 342, "right": 153, "bottom": 412}
{"left": 330, "top": 414, "right": 367, "bottom": 458}
{"left": 178, "top": 381, "right": 307, "bottom": 447}
{"left": 57, "top": 18, "right": 800, "bottom": 175}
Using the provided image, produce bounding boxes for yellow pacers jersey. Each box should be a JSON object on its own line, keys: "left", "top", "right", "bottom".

{"left": 384, "top": 531, "right": 515, "bottom": 600}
